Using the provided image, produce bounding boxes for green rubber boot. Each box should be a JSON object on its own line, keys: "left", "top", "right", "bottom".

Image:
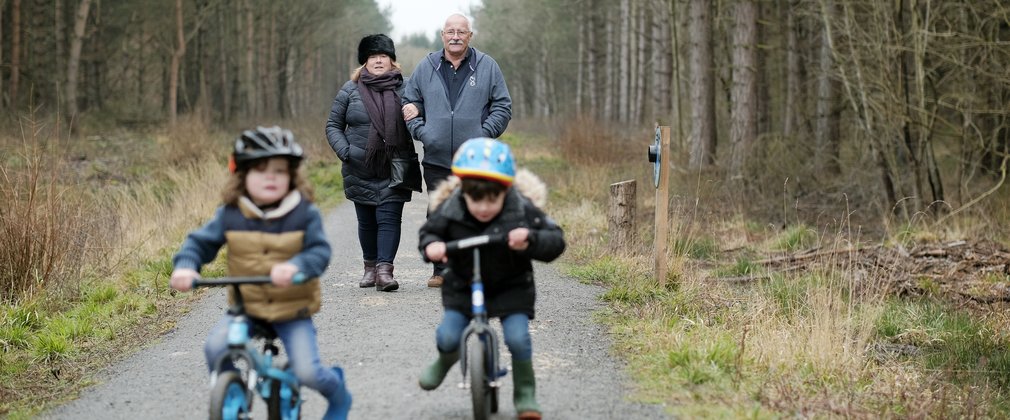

{"left": 512, "top": 359, "right": 542, "bottom": 419}
{"left": 418, "top": 351, "right": 459, "bottom": 390}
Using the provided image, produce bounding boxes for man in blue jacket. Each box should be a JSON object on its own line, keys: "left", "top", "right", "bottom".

{"left": 402, "top": 12, "right": 512, "bottom": 288}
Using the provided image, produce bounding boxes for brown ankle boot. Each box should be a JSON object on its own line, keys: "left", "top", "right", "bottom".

{"left": 375, "top": 263, "right": 399, "bottom": 292}
{"left": 359, "top": 260, "right": 376, "bottom": 288}
{"left": 427, "top": 274, "right": 444, "bottom": 288}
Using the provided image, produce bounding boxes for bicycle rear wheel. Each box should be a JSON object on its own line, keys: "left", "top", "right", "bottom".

{"left": 209, "top": 371, "right": 250, "bottom": 420}
{"left": 468, "top": 338, "right": 491, "bottom": 420}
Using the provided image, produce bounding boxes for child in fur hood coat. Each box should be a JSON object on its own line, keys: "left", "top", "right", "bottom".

{"left": 416, "top": 138, "right": 565, "bottom": 420}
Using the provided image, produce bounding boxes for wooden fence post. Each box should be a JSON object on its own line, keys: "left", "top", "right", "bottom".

{"left": 608, "top": 180, "right": 636, "bottom": 252}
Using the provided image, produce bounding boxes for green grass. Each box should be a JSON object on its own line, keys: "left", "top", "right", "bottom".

{"left": 772, "top": 224, "right": 817, "bottom": 251}
{"left": 760, "top": 272, "right": 839, "bottom": 318}
{"left": 673, "top": 235, "right": 719, "bottom": 260}
{"left": 0, "top": 270, "right": 176, "bottom": 415}
{"left": 713, "top": 256, "right": 761, "bottom": 277}
{"left": 30, "top": 330, "right": 73, "bottom": 363}
{"left": 563, "top": 256, "right": 668, "bottom": 305}
{"left": 876, "top": 298, "right": 1010, "bottom": 386}
{"left": 307, "top": 160, "right": 344, "bottom": 209}
{"left": 564, "top": 255, "right": 625, "bottom": 285}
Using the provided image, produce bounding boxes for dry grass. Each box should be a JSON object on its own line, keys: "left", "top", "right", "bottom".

{"left": 0, "top": 119, "right": 95, "bottom": 304}
{"left": 526, "top": 117, "right": 1010, "bottom": 418}
{"left": 104, "top": 157, "right": 229, "bottom": 270}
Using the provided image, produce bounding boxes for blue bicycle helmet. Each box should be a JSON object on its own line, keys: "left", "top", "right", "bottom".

{"left": 451, "top": 138, "right": 516, "bottom": 186}
{"left": 233, "top": 126, "right": 304, "bottom": 165}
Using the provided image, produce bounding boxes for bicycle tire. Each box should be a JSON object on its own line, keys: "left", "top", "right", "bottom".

{"left": 468, "top": 338, "right": 491, "bottom": 420}
{"left": 267, "top": 363, "right": 301, "bottom": 420}
{"left": 209, "top": 371, "right": 250, "bottom": 420}
{"left": 267, "top": 379, "right": 282, "bottom": 420}
{"left": 491, "top": 374, "right": 499, "bottom": 414}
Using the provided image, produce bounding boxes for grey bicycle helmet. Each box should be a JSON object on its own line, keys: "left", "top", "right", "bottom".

{"left": 233, "top": 126, "right": 304, "bottom": 166}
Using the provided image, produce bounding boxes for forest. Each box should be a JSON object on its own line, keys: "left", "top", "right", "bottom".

{"left": 2, "top": 0, "right": 1010, "bottom": 417}
{"left": 0, "top": 0, "right": 1006, "bottom": 220}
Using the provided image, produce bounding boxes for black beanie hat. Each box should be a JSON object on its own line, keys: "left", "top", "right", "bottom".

{"left": 358, "top": 34, "right": 396, "bottom": 65}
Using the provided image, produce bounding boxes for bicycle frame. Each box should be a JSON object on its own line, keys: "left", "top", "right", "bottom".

{"left": 458, "top": 245, "right": 505, "bottom": 390}
{"left": 195, "top": 275, "right": 306, "bottom": 420}
{"left": 441, "top": 233, "right": 511, "bottom": 419}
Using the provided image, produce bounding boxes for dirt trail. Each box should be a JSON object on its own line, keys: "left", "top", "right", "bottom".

{"left": 40, "top": 192, "right": 669, "bottom": 419}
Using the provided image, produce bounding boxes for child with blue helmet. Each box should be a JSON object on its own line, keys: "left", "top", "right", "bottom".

{"left": 417, "top": 138, "right": 566, "bottom": 420}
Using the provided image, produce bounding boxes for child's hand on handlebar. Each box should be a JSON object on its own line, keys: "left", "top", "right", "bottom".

{"left": 508, "top": 228, "right": 530, "bottom": 251}
{"left": 271, "top": 263, "right": 300, "bottom": 287}
{"left": 425, "top": 241, "right": 448, "bottom": 263}
{"left": 170, "top": 268, "right": 199, "bottom": 292}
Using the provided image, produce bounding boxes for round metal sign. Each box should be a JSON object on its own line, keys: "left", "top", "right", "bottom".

{"left": 647, "top": 126, "right": 662, "bottom": 188}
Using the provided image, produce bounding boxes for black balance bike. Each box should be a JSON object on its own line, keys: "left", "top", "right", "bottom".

{"left": 444, "top": 233, "right": 510, "bottom": 420}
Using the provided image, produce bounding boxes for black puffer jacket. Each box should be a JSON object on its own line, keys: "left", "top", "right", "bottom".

{"left": 418, "top": 171, "right": 565, "bottom": 319}
{"left": 325, "top": 79, "right": 412, "bottom": 205}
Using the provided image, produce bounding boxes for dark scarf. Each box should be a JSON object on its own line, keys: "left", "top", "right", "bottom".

{"left": 358, "top": 68, "right": 411, "bottom": 178}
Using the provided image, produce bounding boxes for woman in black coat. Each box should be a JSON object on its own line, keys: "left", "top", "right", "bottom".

{"left": 325, "top": 34, "right": 418, "bottom": 292}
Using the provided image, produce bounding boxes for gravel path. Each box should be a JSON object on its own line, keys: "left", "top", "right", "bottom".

{"left": 40, "top": 192, "right": 669, "bottom": 419}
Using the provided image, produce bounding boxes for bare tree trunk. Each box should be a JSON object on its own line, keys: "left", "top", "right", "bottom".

{"left": 587, "top": 1, "right": 598, "bottom": 116}
{"left": 55, "top": 0, "right": 64, "bottom": 112}
{"left": 0, "top": 0, "right": 6, "bottom": 110}
{"left": 783, "top": 0, "right": 799, "bottom": 138}
{"left": 896, "top": 0, "right": 925, "bottom": 213}
{"left": 66, "top": 0, "right": 92, "bottom": 121}
{"left": 633, "top": 1, "right": 647, "bottom": 124}
{"left": 603, "top": 5, "right": 614, "bottom": 120}
{"left": 260, "top": 13, "right": 275, "bottom": 118}
{"left": 137, "top": 22, "right": 146, "bottom": 110}
{"left": 618, "top": 0, "right": 630, "bottom": 122}
{"left": 815, "top": 0, "right": 840, "bottom": 174}
{"left": 650, "top": 0, "right": 672, "bottom": 124}
{"left": 755, "top": 2, "right": 770, "bottom": 136}
{"left": 11, "top": 0, "right": 20, "bottom": 108}
{"left": 730, "top": 0, "right": 758, "bottom": 177}
{"left": 194, "top": 0, "right": 210, "bottom": 121}
{"left": 217, "top": 1, "right": 230, "bottom": 121}
{"left": 535, "top": 45, "right": 549, "bottom": 116}
{"left": 670, "top": 0, "right": 685, "bottom": 146}
{"left": 576, "top": 0, "right": 585, "bottom": 115}
{"left": 243, "top": 0, "right": 255, "bottom": 117}
{"left": 688, "top": 0, "right": 716, "bottom": 168}
{"left": 275, "top": 14, "right": 288, "bottom": 118}
{"left": 168, "top": 0, "right": 184, "bottom": 125}
{"left": 906, "top": 1, "right": 943, "bottom": 211}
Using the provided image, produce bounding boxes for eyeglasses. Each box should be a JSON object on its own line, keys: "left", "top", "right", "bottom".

{"left": 442, "top": 29, "right": 470, "bottom": 37}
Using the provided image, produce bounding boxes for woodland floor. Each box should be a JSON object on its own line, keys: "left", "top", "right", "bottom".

{"left": 715, "top": 239, "right": 1010, "bottom": 304}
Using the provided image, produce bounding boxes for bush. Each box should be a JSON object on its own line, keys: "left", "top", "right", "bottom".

{"left": 1, "top": 120, "right": 95, "bottom": 304}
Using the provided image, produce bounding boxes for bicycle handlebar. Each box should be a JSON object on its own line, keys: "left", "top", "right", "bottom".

{"left": 443, "top": 233, "right": 507, "bottom": 252}
{"left": 192, "top": 273, "right": 308, "bottom": 288}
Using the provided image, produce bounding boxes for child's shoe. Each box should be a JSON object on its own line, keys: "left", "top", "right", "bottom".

{"left": 418, "top": 350, "right": 459, "bottom": 390}
{"left": 323, "top": 366, "right": 352, "bottom": 420}
{"left": 512, "top": 359, "right": 541, "bottom": 420}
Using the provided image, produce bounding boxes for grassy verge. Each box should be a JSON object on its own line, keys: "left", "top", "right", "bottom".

{"left": 0, "top": 118, "right": 343, "bottom": 417}
{"left": 509, "top": 118, "right": 1010, "bottom": 418}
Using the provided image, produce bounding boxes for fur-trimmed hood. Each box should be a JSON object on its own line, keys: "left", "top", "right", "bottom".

{"left": 428, "top": 168, "right": 547, "bottom": 212}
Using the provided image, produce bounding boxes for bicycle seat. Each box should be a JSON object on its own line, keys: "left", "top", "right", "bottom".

{"left": 248, "top": 318, "right": 278, "bottom": 341}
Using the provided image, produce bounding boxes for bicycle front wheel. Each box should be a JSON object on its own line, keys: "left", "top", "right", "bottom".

{"left": 209, "top": 371, "right": 250, "bottom": 420}
{"left": 267, "top": 363, "right": 301, "bottom": 420}
{"left": 468, "top": 338, "right": 491, "bottom": 420}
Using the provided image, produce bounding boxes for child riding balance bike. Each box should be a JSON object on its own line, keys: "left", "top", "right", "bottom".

{"left": 169, "top": 126, "right": 352, "bottom": 420}
{"left": 418, "top": 138, "right": 566, "bottom": 420}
